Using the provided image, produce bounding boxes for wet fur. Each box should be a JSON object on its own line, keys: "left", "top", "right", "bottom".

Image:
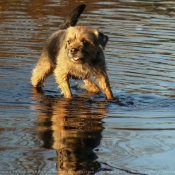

{"left": 31, "top": 4, "right": 113, "bottom": 100}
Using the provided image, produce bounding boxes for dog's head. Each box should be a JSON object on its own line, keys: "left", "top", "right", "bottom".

{"left": 65, "top": 26, "right": 108, "bottom": 63}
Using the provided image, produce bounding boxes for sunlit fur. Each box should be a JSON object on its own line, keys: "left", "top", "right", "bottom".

{"left": 31, "top": 26, "right": 113, "bottom": 100}
{"left": 31, "top": 4, "right": 113, "bottom": 99}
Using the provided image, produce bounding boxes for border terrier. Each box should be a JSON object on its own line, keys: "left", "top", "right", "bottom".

{"left": 31, "top": 4, "right": 114, "bottom": 100}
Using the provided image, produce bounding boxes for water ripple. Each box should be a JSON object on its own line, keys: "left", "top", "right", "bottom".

{"left": 1, "top": 0, "right": 175, "bottom": 175}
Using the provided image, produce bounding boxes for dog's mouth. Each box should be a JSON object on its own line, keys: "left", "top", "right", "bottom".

{"left": 71, "top": 56, "right": 84, "bottom": 62}
{"left": 68, "top": 49, "right": 87, "bottom": 62}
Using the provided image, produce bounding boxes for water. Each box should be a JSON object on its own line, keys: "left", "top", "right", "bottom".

{"left": 0, "top": 0, "right": 175, "bottom": 174}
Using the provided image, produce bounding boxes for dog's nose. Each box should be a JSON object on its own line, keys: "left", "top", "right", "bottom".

{"left": 70, "top": 48, "right": 79, "bottom": 54}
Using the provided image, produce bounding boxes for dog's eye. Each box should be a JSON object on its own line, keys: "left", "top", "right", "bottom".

{"left": 82, "top": 39, "right": 88, "bottom": 44}
{"left": 67, "top": 40, "right": 72, "bottom": 44}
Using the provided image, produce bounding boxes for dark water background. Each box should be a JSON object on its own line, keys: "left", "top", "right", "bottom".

{"left": 0, "top": 0, "right": 175, "bottom": 175}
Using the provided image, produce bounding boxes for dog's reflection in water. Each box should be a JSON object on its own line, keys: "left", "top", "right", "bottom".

{"left": 32, "top": 88, "right": 108, "bottom": 175}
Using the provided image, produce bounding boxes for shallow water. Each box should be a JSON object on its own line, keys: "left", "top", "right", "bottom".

{"left": 0, "top": 0, "right": 175, "bottom": 175}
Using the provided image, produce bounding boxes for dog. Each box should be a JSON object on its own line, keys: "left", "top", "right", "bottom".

{"left": 31, "top": 4, "right": 114, "bottom": 100}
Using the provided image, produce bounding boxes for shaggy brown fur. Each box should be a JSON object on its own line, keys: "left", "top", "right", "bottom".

{"left": 31, "top": 5, "right": 113, "bottom": 100}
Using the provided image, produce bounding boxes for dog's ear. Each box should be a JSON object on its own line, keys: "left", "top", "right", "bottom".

{"left": 98, "top": 32, "right": 108, "bottom": 50}
{"left": 93, "top": 30, "right": 109, "bottom": 50}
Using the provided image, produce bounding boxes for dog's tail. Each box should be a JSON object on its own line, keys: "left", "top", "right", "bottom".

{"left": 59, "top": 4, "right": 86, "bottom": 30}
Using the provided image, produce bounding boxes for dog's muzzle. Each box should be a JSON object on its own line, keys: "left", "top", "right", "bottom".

{"left": 69, "top": 48, "right": 83, "bottom": 61}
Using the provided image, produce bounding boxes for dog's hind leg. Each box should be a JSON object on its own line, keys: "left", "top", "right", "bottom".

{"left": 31, "top": 53, "right": 54, "bottom": 88}
{"left": 83, "top": 79, "right": 100, "bottom": 93}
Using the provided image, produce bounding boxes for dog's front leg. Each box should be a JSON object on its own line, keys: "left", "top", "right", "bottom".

{"left": 54, "top": 68, "right": 73, "bottom": 98}
{"left": 96, "top": 72, "right": 114, "bottom": 100}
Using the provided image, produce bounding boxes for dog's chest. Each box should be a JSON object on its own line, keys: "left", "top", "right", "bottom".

{"left": 68, "top": 64, "right": 94, "bottom": 80}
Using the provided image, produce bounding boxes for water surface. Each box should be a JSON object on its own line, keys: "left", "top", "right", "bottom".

{"left": 0, "top": 0, "right": 175, "bottom": 175}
